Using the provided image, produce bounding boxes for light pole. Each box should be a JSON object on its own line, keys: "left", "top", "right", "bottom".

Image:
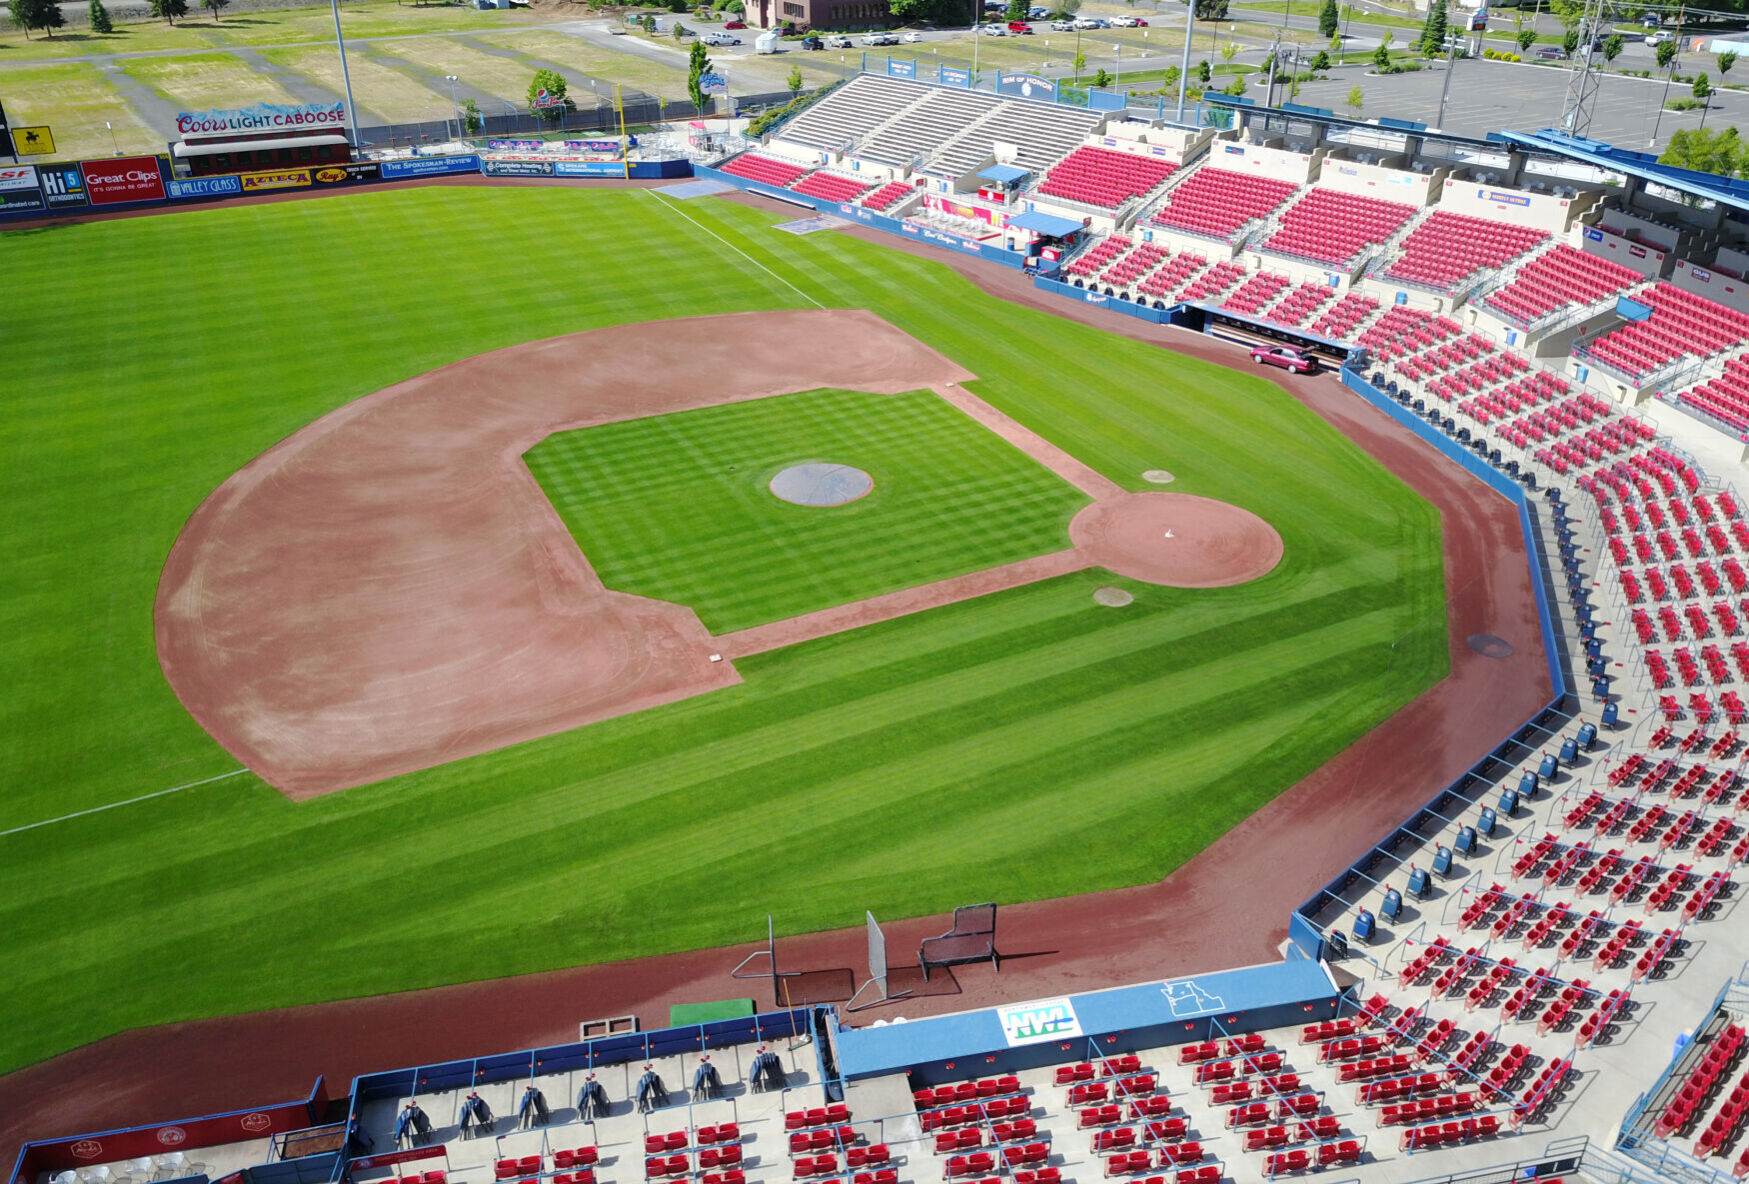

{"left": 1116, "top": 42, "right": 1121, "bottom": 82}
{"left": 330, "top": 0, "right": 363, "bottom": 152}
{"left": 1177, "top": 0, "right": 1197, "bottom": 121}
{"left": 105, "top": 120, "right": 119, "bottom": 156}
{"left": 445, "top": 74, "right": 460, "bottom": 140}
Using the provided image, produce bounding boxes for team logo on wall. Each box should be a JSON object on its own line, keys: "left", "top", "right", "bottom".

{"left": 70, "top": 1141, "right": 104, "bottom": 1161}
{"left": 240, "top": 1113, "right": 272, "bottom": 1132}
{"left": 157, "top": 1128, "right": 188, "bottom": 1146}
{"left": 996, "top": 997, "right": 1082, "bottom": 1046}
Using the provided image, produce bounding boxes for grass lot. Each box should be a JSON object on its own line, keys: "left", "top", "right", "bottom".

{"left": 0, "top": 61, "right": 160, "bottom": 156}
{"left": 526, "top": 389, "right": 1091, "bottom": 632}
{"left": 477, "top": 30, "right": 693, "bottom": 98}
{"left": 119, "top": 49, "right": 301, "bottom": 108}
{"left": 0, "top": 0, "right": 550, "bottom": 61}
{"left": 0, "top": 185, "right": 1444, "bottom": 1075}
{"left": 260, "top": 44, "right": 446, "bottom": 122}
{"left": 385, "top": 34, "right": 562, "bottom": 104}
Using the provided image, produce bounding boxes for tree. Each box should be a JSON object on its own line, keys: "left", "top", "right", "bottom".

{"left": 150, "top": 0, "right": 187, "bottom": 23}
{"left": 1006, "top": 0, "right": 1026, "bottom": 19}
{"left": 1660, "top": 124, "right": 1742, "bottom": 175}
{"left": 8, "top": 0, "right": 63, "bottom": 37}
{"left": 1092, "top": 66, "right": 1112, "bottom": 85}
{"left": 1604, "top": 32, "right": 1623, "bottom": 62}
{"left": 1345, "top": 83, "right": 1363, "bottom": 115}
{"left": 671, "top": 20, "right": 685, "bottom": 38}
{"left": 1220, "top": 39, "right": 1237, "bottom": 65}
{"left": 1311, "top": 48, "right": 1330, "bottom": 70}
{"left": 1318, "top": 0, "right": 1337, "bottom": 37}
{"left": 1197, "top": 58, "right": 1211, "bottom": 83}
{"left": 1549, "top": 0, "right": 1584, "bottom": 30}
{"left": 1561, "top": 27, "right": 1578, "bottom": 58}
{"left": 1656, "top": 38, "right": 1678, "bottom": 70}
{"left": 1417, "top": 0, "right": 1447, "bottom": 57}
{"left": 786, "top": 62, "right": 802, "bottom": 94}
{"left": 1163, "top": 64, "right": 1180, "bottom": 85}
{"left": 1719, "top": 50, "right": 1737, "bottom": 77}
{"left": 1372, "top": 41, "right": 1390, "bottom": 69}
{"left": 1223, "top": 73, "right": 1245, "bottom": 94}
{"left": 201, "top": 0, "right": 228, "bottom": 21}
{"left": 1693, "top": 70, "right": 1712, "bottom": 99}
{"left": 528, "top": 67, "right": 569, "bottom": 121}
{"left": 459, "top": 97, "right": 483, "bottom": 134}
{"left": 1072, "top": 48, "right": 1085, "bottom": 80}
{"left": 889, "top": 0, "right": 962, "bottom": 21}
{"left": 641, "top": 12, "right": 657, "bottom": 30}
{"left": 687, "top": 39, "right": 712, "bottom": 110}
{"left": 1191, "top": 0, "right": 1228, "bottom": 20}
{"left": 1516, "top": 27, "right": 1536, "bottom": 54}
{"left": 89, "top": 0, "right": 114, "bottom": 33}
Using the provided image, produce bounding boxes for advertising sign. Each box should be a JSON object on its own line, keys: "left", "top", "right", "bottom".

{"left": 939, "top": 65, "right": 971, "bottom": 87}
{"left": 313, "top": 162, "right": 380, "bottom": 184}
{"left": 0, "top": 164, "right": 45, "bottom": 213}
{"left": 483, "top": 159, "right": 554, "bottom": 176}
{"left": 11, "top": 126, "right": 55, "bottom": 155}
{"left": 38, "top": 163, "right": 88, "bottom": 209}
{"left": 167, "top": 174, "right": 243, "bottom": 200}
{"left": 487, "top": 139, "right": 545, "bottom": 151}
{"left": 240, "top": 169, "right": 311, "bottom": 192}
{"left": 380, "top": 154, "right": 481, "bottom": 178}
{"left": 699, "top": 72, "right": 728, "bottom": 94}
{"left": 177, "top": 100, "right": 345, "bottom": 137}
{"left": 532, "top": 87, "right": 564, "bottom": 109}
{"left": 554, "top": 160, "right": 625, "bottom": 177}
{"left": 563, "top": 139, "right": 622, "bottom": 153}
{"left": 80, "top": 156, "right": 167, "bottom": 205}
{"left": 886, "top": 59, "right": 915, "bottom": 79}
{"left": 996, "top": 997, "right": 1082, "bottom": 1046}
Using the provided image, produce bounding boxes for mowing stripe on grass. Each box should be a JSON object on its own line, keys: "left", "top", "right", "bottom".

{"left": 646, "top": 190, "right": 825, "bottom": 310}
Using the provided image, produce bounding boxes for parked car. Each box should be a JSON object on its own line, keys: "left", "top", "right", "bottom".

{"left": 609, "top": 22, "right": 626, "bottom": 32}
{"left": 1249, "top": 345, "right": 1318, "bottom": 374}
{"left": 1109, "top": 15, "right": 1139, "bottom": 26}
{"left": 702, "top": 30, "right": 741, "bottom": 44}
{"left": 724, "top": 19, "right": 746, "bottom": 28}
{"left": 800, "top": 33, "right": 824, "bottom": 47}
{"left": 859, "top": 30, "right": 898, "bottom": 44}
{"left": 1007, "top": 19, "right": 1032, "bottom": 32}
{"left": 1027, "top": 5, "right": 1047, "bottom": 16}
{"left": 1646, "top": 29, "right": 1674, "bottom": 44}
{"left": 977, "top": 22, "right": 1006, "bottom": 34}
{"left": 1050, "top": 18, "right": 1074, "bottom": 30}
{"left": 903, "top": 29, "right": 924, "bottom": 40}
{"left": 826, "top": 33, "right": 853, "bottom": 46}
{"left": 1534, "top": 44, "right": 1564, "bottom": 57}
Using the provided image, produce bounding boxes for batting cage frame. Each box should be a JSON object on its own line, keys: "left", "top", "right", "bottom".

{"left": 919, "top": 902, "right": 1001, "bottom": 980}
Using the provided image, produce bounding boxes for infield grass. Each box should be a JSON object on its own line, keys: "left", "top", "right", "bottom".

{"left": 0, "top": 184, "right": 1444, "bottom": 1075}
{"left": 525, "top": 388, "right": 1090, "bottom": 633}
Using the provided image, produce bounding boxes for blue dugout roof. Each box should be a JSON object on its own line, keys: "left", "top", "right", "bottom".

{"left": 1008, "top": 210, "right": 1085, "bottom": 237}
{"left": 979, "top": 163, "right": 1032, "bottom": 184}
{"left": 1500, "top": 128, "right": 1749, "bottom": 216}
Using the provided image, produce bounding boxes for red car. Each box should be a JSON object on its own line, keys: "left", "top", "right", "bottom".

{"left": 1007, "top": 19, "right": 1033, "bottom": 32}
{"left": 724, "top": 19, "right": 747, "bottom": 27}
{"left": 1249, "top": 345, "right": 1318, "bottom": 374}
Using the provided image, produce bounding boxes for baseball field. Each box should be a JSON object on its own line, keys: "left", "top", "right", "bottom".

{"left": 0, "top": 182, "right": 1446, "bottom": 1076}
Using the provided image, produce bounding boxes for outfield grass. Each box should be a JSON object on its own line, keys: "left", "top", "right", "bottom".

{"left": 526, "top": 388, "right": 1091, "bottom": 632}
{"left": 0, "top": 185, "right": 1444, "bottom": 1075}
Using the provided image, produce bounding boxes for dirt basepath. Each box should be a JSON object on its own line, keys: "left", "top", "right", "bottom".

{"left": 155, "top": 310, "right": 972, "bottom": 799}
{"left": 0, "top": 196, "right": 1550, "bottom": 1166}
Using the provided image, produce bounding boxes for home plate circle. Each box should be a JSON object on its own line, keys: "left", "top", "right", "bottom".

{"left": 769, "top": 462, "right": 873, "bottom": 506}
{"left": 1069, "top": 492, "right": 1284, "bottom": 588}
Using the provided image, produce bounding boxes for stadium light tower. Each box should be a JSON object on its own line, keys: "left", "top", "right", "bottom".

{"left": 332, "top": 0, "right": 364, "bottom": 151}
{"left": 1557, "top": 0, "right": 1608, "bottom": 136}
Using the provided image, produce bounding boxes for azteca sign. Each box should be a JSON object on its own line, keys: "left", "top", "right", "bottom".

{"left": 176, "top": 100, "right": 346, "bottom": 136}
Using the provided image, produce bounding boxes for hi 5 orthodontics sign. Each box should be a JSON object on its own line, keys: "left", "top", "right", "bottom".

{"left": 997, "top": 997, "right": 1083, "bottom": 1046}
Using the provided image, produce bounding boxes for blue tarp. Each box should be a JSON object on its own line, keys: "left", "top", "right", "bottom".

{"left": 979, "top": 163, "right": 1031, "bottom": 184}
{"left": 1007, "top": 210, "right": 1084, "bottom": 237}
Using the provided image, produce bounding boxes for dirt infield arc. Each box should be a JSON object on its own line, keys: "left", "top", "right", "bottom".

{"left": 155, "top": 311, "right": 975, "bottom": 799}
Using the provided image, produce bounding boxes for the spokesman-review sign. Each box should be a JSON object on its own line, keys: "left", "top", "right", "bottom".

{"left": 997, "top": 997, "right": 1083, "bottom": 1046}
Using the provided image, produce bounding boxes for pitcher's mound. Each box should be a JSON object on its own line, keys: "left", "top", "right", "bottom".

{"left": 1071, "top": 492, "right": 1283, "bottom": 588}
{"left": 771, "top": 462, "right": 873, "bottom": 506}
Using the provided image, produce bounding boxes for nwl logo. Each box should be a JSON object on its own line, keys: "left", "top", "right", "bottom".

{"left": 997, "top": 997, "right": 1082, "bottom": 1046}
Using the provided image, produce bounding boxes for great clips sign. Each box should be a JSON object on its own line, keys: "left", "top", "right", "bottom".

{"left": 80, "top": 156, "right": 167, "bottom": 205}
{"left": 176, "top": 100, "right": 346, "bottom": 137}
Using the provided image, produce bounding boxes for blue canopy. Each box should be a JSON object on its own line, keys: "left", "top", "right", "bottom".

{"left": 979, "top": 163, "right": 1032, "bottom": 184}
{"left": 1007, "top": 210, "right": 1085, "bottom": 237}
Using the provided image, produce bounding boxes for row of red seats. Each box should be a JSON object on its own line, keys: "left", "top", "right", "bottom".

{"left": 1383, "top": 209, "right": 1547, "bottom": 292}
{"left": 921, "top": 1095, "right": 1029, "bottom": 1131}
{"left": 720, "top": 153, "right": 807, "bottom": 187}
{"left": 915, "top": 1077, "right": 1020, "bottom": 1107}
{"left": 1307, "top": 291, "right": 1378, "bottom": 339}
{"left": 1399, "top": 1114, "right": 1501, "bottom": 1150}
{"left": 1150, "top": 167, "right": 1298, "bottom": 241}
{"left": 793, "top": 172, "right": 872, "bottom": 204}
{"left": 1263, "top": 280, "right": 1333, "bottom": 329}
{"left": 1037, "top": 146, "right": 1176, "bottom": 210}
{"left": 861, "top": 181, "right": 915, "bottom": 212}
{"left": 1260, "top": 186, "right": 1415, "bottom": 266}
{"left": 1483, "top": 244, "right": 1640, "bottom": 327}
{"left": 787, "top": 1104, "right": 852, "bottom": 1130}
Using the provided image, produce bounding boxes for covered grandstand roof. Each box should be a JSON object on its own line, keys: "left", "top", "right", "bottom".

{"left": 979, "top": 163, "right": 1032, "bottom": 184}
{"left": 1007, "top": 210, "right": 1086, "bottom": 237}
{"left": 1499, "top": 128, "right": 1749, "bottom": 216}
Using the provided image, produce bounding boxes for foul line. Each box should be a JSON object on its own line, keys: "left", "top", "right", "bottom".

{"left": 0, "top": 768, "right": 251, "bottom": 838}
{"left": 645, "top": 190, "right": 825, "bottom": 310}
